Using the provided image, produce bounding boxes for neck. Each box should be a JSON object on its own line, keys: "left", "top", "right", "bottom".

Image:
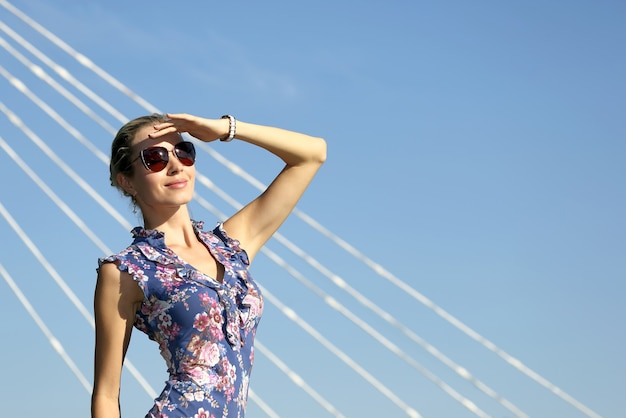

{"left": 142, "top": 205, "right": 197, "bottom": 247}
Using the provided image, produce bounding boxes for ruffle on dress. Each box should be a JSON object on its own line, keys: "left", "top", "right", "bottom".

{"left": 99, "top": 221, "right": 253, "bottom": 349}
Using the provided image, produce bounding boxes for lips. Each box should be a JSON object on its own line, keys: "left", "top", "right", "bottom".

{"left": 165, "top": 179, "right": 188, "bottom": 188}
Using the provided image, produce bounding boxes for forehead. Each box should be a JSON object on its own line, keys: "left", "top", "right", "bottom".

{"left": 131, "top": 125, "right": 183, "bottom": 148}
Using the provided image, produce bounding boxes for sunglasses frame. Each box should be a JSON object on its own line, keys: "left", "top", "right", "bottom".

{"left": 133, "top": 141, "right": 196, "bottom": 173}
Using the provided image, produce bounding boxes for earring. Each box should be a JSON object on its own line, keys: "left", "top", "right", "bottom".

{"left": 131, "top": 195, "right": 138, "bottom": 214}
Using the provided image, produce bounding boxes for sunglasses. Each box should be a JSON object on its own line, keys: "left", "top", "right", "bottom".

{"left": 131, "top": 141, "right": 196, "bottom": 172}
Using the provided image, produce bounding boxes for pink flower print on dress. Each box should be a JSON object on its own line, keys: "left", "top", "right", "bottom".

{"left": 103, "top": 223, "right": 262, "bottom": 416}
{"left": 200, "top": 342, "right": 221, "bottom": 367}
{"left": 142, "top": 296, "right": 172, "bottom": 321}
{"left": 194, "top": 408, "right": 214, "bottom": 418}
{"left": 193, "top": 312, "right": 210, "bottom": 331}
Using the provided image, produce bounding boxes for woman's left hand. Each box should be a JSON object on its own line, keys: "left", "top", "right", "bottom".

{"left": 149, "top": 113, "right": 229, "bottom": 142}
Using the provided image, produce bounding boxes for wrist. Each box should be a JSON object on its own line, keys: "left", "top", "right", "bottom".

{"left": 220, "top": 115, "right": 236, "bottom": 142}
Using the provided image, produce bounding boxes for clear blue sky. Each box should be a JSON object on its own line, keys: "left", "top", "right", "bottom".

{"left": 0, "top": 1, "right": 624, "bottom": 417}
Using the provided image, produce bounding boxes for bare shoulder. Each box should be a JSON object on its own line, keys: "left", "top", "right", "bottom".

{"left": 96, "top": 262, "right": 144, "bottom": 305}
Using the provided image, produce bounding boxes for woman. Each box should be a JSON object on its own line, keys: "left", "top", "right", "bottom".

{"left": 92, "top": 113, "right": 326, "bottom": 418}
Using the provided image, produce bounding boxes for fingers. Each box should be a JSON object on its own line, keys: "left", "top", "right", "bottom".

{"left": 165, "top": 113, "right": 191, "bottom": 120}
{"left": 150, "top": 114, "right": 192, "bottom": 137}
{"left": 151, "top": 113, "right": 193, "bottom": 132}
{"left": 148, "top": 113, "right": 221, "bottom": 142}
{"left": 147, "top": 124, "right": 178, "bottom": 138}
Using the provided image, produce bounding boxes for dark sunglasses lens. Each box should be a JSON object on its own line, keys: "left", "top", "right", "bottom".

{"left": 142, "top": 147, "right": 169, "bottom": 172}
{"left": 175, "top": 142, "right": 196, "bottom": 166}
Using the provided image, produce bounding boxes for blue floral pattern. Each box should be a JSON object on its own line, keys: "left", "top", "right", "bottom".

{"left": 99, "top": 221, "right": 263, "bottom": 418}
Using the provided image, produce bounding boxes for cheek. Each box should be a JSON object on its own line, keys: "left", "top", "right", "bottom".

{"left": 133, "top": 173, "right": 160, "bottom": 197}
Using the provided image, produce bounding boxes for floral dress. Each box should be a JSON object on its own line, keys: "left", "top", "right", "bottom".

{"left": 99, "top": 221, "right": 264, "bottom": 418}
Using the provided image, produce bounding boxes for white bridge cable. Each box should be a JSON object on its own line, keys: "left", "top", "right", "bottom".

{"left": 192, "top": 193, "right": 489, "bottom": 417}
{"left": 0, "top": 12, "right": 541, "bottom": 418}
{"left": 0, "top": 262, "right": 92, "bottom": 393}
{"left": 0, "top": 28, "right": 118, "bottom": 135}
{"left": 0, "top": 63, "right": 109, "bottom": 164}
{"left": 0, "top": 135, "right": 110, "bottom": 255}
{"left": 259, "top": 285, "right": 423, "bottom": 418}
{"left": 0, "top": 24, "right": 539, "bottom": 415}
{"left": 247, "top": 389, "right": 280, "bottom": 418}
{"left": 0, "top": 199, "right": 157, "bottom": 399}
{"left": 0, "top": 3, "right": 603, "bottom": 417}
{"left": 256, "top": 245, "right": 489, "bottom": 418}
{"left": 212, "top": 164, "right": 603, "bottom": 418}
{"left": 0, "top": 78, "right": 408, "bottom": 415}
{"left": 0, "top": 9, "right": 593, "bottom": 414}
{"left": 0, "top": 73, "right": 346, "bottom": 415}
{"left": 255, "top": 339, "right": 345, "bottom": 418}
{"left": 1, "top": 67, "right": 428, "bottom": 415}
{"left": 0, "top": 0, "right": 159, "bottom": 115}
{"left": 192, "top": 153, "right": 530, "bottom": 418}
{"left": 0, "top": 42, "right": 427, "bottom": 415}
{"left": 0, "top": 43, "right": 348, "bottom": 415}
{"left": 0, "top": 30, "right": 525, "bottom": 414}
{"left": 0, "top": 18, "right": 128, "bottom": 124}
{"left": 0, "top": 106, "right": 282, "bottom": 416}
{"left": 0, "top": 89, "right": 352, "bottom": 417}
{"left": 0, "top": 96, "right": 132, "bottom": 231}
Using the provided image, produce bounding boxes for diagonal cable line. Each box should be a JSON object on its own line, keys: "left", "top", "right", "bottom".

{"left": 0, "top": 117, "right": 283, "bottom": 415}
{"left": 0, "top": 96, "right": 342, "bottom": 414}
{"left": 0, "top": 199, "right": 157, "bottom": 399}
{"left": 0, "top": 16, "right": 541, "bottom": 418}
{"left": 0, "top": 89, "right": 389, "bottom": 416}
{"left": 0, "top": 30, "right": 117, "bottom": 134}
{"left": 2, "top": 12, "right": 594, "bottom": 413}
{"left": 191, "top": 197, "right": 498, "bottom": 417}
{"left": 257, "top": 246, "right": 490, "bottom": 418}
{"left": 255, "top": 339, "right": 345, "bottom": 418}
{"left": 248, "top": 389, "right": 280, "bottom": 418}
{"left": 0, "top": 35, "right": 524, "bottom": 415}
{"left": 0, "top": 3, "right": 605, "bottom": 417}
{"left": 192, "top": 193, "right": 491, "bottom": 416}
{"left": 0, "top": 18, "right": 497, "bottom": 403}
{"left": 0, "top": 98, "right": 349, "bottom": 416}
{"left": 3, "top": 0, "right": 478, "bottom": 414}
{"left": 0, "top": 135, "right": 110, "bottom": 255}
{"left": 0, "top": 30, "right": 538, "bottom": 418}
{"left": 0, "top": 63, "right": 109, "bottom": 164}
{"left": 0, "top": 17, "right": 128, "bottom": 123}
{"left": 192, "top": 161, "right": 530, "bottom": 418}
{"left": 0, "top": 96, "right": 131, "bottom": 230}
{"left": 259, "top": 285, "right": 423, "bottom": 418}
{"left": 3, "top": 9, "right": 598, "bottom": 415}
{"left": 0, "top": 262, "right": 92, "bottom": 393}
{"left": 0, "top": 59, "right": 432, "bottom": 414}
{"left": 0, "top": 0, "right": 159, "bottom": 115}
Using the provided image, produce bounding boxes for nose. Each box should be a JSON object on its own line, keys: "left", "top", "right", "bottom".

{"left": 166, "top": 149, "right": 185, "bottom": 174}
{"left": 167, "top": 152, "right": 184, "bottom": 174}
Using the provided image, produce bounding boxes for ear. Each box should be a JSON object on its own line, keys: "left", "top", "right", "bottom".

{"left": 117, "top": 172, "right": 136, "bottom": 197}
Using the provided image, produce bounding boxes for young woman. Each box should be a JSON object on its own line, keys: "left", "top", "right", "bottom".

{"left": 92, "top": 113, "right": 326, "bottom": 417}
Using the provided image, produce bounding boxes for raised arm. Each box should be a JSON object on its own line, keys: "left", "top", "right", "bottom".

{"left": 91, "top": 263, "right": 144, "bottom": 418}
{"left": 150, "top": 113, "right": 327, "bottom": 261}
{"left": 222, "top": 120, "right": 326, "bottom": 259}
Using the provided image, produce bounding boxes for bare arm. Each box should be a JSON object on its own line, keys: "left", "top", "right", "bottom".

{"left": 92, "top": 262, "right": 144, "bottom": 418}
{"left": 150, "top": 114, "right": 327, "bottom": 261}
{"left": 223, "top": 120, "right": 326, "bottom": 259}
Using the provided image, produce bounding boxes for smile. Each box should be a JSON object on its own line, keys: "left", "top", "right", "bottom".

{"left": 165, "top": 179, "right": 188, "bottom": 188}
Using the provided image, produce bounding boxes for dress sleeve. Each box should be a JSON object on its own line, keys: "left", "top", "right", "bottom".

{"left": 97, "top": 251, "right": 149, "bottom": 297}
{"left": 212, "top": 222, "right": 250, "bottom": 266}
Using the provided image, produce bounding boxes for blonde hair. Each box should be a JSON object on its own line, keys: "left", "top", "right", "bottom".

{"left": 109, "top": 113, "right": 168, "bottom": 195}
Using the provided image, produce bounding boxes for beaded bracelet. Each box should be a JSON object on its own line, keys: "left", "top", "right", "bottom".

{"left": 220, "top": 114, "right": 236, "bottom": 142}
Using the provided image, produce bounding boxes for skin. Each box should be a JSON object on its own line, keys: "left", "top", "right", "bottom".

{"left": 91, "top": 113, "right": 326, "bottom": 417}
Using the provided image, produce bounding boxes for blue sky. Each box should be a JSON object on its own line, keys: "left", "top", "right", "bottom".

{"left": 0, "top": 0, "right": 624, "bottom": 417}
